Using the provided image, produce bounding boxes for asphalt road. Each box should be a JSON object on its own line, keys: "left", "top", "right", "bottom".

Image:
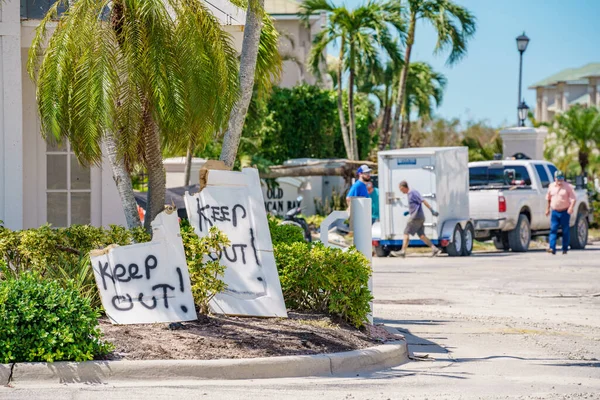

{"left": 3, "top": 246, "right": 600, "bottom": 399}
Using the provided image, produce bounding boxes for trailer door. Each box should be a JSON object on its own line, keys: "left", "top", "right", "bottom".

{"left": 384, "top": 156, "right": 436, "bottom": 240}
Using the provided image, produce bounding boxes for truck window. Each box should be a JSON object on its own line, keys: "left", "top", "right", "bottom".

{"left": 469, "top": 165, "right": 532, "bottom": 187}
{"left": 547, "top": 164, "right": 558, "bottom": 180}
{"left": 534, "top": 164, "right": 551, "bottom": 188}
{"left": 469, "top": 167, "right": 488, "bottom": 186}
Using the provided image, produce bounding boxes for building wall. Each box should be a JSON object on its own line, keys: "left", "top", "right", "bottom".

{"left": 0, "top": 0, "right": 24, "bottom": 230}
{"left": 20, "top": 23, "right": 127, "bottom": 228}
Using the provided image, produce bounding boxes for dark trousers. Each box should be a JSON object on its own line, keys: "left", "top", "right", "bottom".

{"left": 549, "top": 209, "right": 570, "bottom": 252}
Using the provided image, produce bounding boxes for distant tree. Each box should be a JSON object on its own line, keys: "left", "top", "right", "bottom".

{"left": 552, "top": 104, "right": 600, "bottom": 175}
{"left": 300, "top": 0, "right": 404, "bottom": 160}
{"left": 391, "top": 0, "right": 476, "bottom": 148}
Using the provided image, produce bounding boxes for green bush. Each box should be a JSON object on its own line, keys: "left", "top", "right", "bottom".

{"left": 268, "top": 216, "right": 305, "bottom": 245}
{"left": 0, "top": 272, "right": 112, "bottom": 363}
{"left": 180, "top": 222, "right": 230, "bottom": 314}
{"left": 274, "top": 242, "right": 372, "bottom": 328}
{"left": 0, "top": 222, "right": 227, "bottom": 316}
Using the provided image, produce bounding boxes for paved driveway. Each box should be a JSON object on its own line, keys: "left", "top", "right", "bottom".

{"left": 3, "top": 247, "right": 600, "bottom": 399}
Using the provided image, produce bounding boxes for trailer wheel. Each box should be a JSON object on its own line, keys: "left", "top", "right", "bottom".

{"left": 446, "top": 224, "right": 464, "bottom": 257}
{"left": 508, "top": 214, "right": 530, "bottom": 252}
{"left": 569, "top": 211, "right": 588, "bottom": 250}
{"left": 375, "top": 246, "right": 390, "bottom": 257}
{"left": 462, "top": 223, "right": 474, "bottom": 256}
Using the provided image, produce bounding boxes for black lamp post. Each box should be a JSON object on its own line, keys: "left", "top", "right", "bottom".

{"left": 516, "top": 32, "right": 530, "bottom": 125}
{"left": 518, "top": 100, "right": 529, "bottom": 127}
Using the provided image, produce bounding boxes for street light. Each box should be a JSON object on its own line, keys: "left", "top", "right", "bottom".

{"left": 518, "top": 100, "right": 529, "bottom": 127}
{"left": 516, "top": 32, "right": 530, "bottom": 125}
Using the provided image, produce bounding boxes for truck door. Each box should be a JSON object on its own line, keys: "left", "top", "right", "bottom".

{"left": 385, "top": 156, "right": 436, "bottom": 240}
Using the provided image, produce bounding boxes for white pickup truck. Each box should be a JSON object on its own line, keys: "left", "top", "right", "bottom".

{"left": 469, "top": 160, "right": 592, "bottom": 252}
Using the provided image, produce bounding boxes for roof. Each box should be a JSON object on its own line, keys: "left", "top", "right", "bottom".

{"left": 529, "top": 63, "right": 600, "bottom": 88}
{"left": 264, "top": 0, "right": 300, "bottom": 14}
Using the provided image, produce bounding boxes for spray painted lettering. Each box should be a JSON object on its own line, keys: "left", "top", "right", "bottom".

{"left": 184, "top": 167, "right": 287, "bottom": 318}
{"left": 91, "top": 211, "right": 196, "bottom": 325}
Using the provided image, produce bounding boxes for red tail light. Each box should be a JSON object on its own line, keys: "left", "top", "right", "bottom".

{"left": 498, "top": 196, "right": 507, "bottom": 213}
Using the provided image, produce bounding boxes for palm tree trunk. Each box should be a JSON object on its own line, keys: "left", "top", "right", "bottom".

{"left": 579, "top": 148, "right": 589, "bottom": 176}
{"left": 391, "top": 14, "right": 416, "bottom": 149}
{"left": 379, "top": 85, "right": 392, "bottom": 150}
{"left": 348, "top": 56, "right": 359, "bottom": 160}
{"left": 220, "top": 0, "right": 264, "bottom": 168}
{"left": 142, "top": 107, "right": 166, "bottom": 231}
{"left": 104, "top": 133, "right": 142, "bottom": 229}
{"left": 184, "top": 140, "right": 193, "bottom": 186}
{"left": 403, "top": 111, "right": 412, "bottom": 147}
{"left": 336, "top": 37, "right": 352, "bottom": 160}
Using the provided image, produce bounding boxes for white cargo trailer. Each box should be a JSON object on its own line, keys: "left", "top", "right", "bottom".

{"left": 373, "top": 147, "right": 474, "bottom": 257}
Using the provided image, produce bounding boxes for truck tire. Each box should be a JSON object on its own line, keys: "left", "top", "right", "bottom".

{"left": 569, "top": 211, "right": 588, "bottom": 250}
{"left": 493, "top": 233, "right": 509, "bottom": 251}
{"left": 462, "top": 223, "right": 474, "bottom": 256}
{"left": 508, "top": 214, "right": 531, "bottom": 252}
{"left": 375, "top": 246, "right": 390, "bottom": 257}
{"left": 446, "top": 224, "right": 464, "bottom": 257}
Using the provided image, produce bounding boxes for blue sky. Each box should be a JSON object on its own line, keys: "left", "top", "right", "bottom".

{"left": 338, "top": 0, "right": 600, "bottom": 127}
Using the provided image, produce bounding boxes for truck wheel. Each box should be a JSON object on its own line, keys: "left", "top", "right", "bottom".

{"left": 462, "top": 223, "right": 474, "bottom": 256}
{"left": 569, "top": 212, "right": 588, "bottom": 250}
{"left": 375, "top": 246, "right": 390, "bottom": 257}
{"left": 508, "top": 214, "right": 530, "bottom": 252}
{"left": 446, "top": 224, "right": 464, "bottom": 257}
{"left": 493, "top": 233, "right": 509, "bottom": 251}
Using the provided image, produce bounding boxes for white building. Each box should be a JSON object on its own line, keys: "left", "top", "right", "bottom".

{"left": 0, "top": 0, "right": 246, "bottom": 230}
{"left": 265, "top": 0, "right": 324, "bottom": 88}
{"left": 529, "top": 63, "right": 600, "bottom": 123}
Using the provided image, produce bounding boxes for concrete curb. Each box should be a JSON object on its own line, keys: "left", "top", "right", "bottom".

{"left": 3, "top": 342, "right": 407, "bottom": 385}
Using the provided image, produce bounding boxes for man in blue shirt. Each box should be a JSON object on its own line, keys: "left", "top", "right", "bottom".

{"left": 391, "top": 180, "right": 440, "bottom": 258}
{"left": 346, "top": 165, "right": 372, "bottom": 204}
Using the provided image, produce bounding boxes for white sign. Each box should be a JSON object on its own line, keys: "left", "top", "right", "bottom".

{"left": 184, "top": 168, "right": 287, "bottom": 318}
{"left": 90, "top": 211, "right": 196, "bottom": 325}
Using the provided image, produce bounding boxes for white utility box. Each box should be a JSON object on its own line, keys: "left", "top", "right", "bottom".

{"left": 373, "top": 147, "right": 473, "bottom": 257}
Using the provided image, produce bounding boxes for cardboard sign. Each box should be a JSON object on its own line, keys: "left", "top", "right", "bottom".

{"left": 184, "top": 167, "right": 287, "bottom": 318}
{"left": 90, "top": 211, "right": 196, "bottom": 324}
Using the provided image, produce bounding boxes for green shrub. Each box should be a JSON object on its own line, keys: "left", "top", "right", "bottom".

{"left": 274, "top": 242, "right": 372, "bottom": 328}
{"left": 0, "top": 272, "right": 112, "bottom": 363}
{"left": 180, "top": 222, "right": 230, "bottom": 314}
{"left": 268, "top": 216, "right": 305, "bottom": 246}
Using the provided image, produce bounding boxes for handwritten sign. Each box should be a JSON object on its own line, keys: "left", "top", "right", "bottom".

{"left": 90, "top": 211, "right": 196, "bottom": 324}
{"left": 184, "top": 168, "right": 287, "bottom": 318}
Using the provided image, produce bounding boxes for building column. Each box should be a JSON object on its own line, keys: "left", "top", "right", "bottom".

{"left": 588, "top": 78, "right": 596, "bottom": 108}
{"left": 535, "top": 87, "right": 543, "bottom": 121}
{"left": 541, "top": 89, "right": 549, "bottom": 122}
{"left": 556, "top": 81, "right": 568, "bottom": 112}
{"left": 0, "top": 0, "right": 24, "bottom": 230}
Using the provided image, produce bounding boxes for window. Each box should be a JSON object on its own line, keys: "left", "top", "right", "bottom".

{"left": 469, "top": 166, "right": 532, "bottom": 187}
{"left": 21, "top": 0, "right": 66, "bottom": 20}
{"left": 469, "top": 167, "right": 488, "bottom": 186}
{"left": 534, "top": 164, "right": 551, "bottom": 188}
{"left": 46, "top": 138, "right": 91, "bottom": 227}
{"left": 547, "top": 164, "right": 558, "bottom": 181}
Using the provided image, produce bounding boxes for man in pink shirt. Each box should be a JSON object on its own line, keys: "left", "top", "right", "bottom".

{"left": 545, "top": 170, "right": 577, "bottom": 255}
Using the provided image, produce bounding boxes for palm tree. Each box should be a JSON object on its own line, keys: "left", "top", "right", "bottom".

{"left": 399, "top": 62, "right": 446, "bottom": 147}
{"left": 187, "top": 12, "right": 281, "bottom": 181}
{"left": 220, "top": 1, "right": 282, "bottom": 168}
{"left": 552, "top": 105, "right": 600, "bottom": 175}
{"left": 300, "top": 0, "right": 404, "bottom": 160}
{"left": 29, "top": 0, "right": 241, "bottom": 230}
{"left": 390, "top": 0, "right": 476, "bottom": 149}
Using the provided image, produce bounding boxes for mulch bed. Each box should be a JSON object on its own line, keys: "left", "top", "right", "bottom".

{"left": 99, "top": 312, "right": 402, "bottom": 360}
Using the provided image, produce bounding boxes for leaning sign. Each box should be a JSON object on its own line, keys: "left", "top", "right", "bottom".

{"left": 90, "top": 210, "right": 196, "bottom": 324}
{"left": 184, "top": 167, "right": 287, "bottom": 318}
